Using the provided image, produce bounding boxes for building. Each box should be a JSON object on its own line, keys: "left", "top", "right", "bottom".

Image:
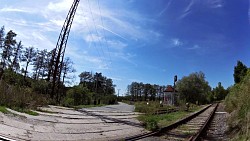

{"left": 163, "top": 85, "right": 177, "bottom": 105}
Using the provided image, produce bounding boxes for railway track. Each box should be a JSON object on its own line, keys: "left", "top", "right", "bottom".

{"left": 124, "top": 103, "right": 218, "bottom": 141}
{"left": 201, "top": 103, "right": 228, "bottom": 141}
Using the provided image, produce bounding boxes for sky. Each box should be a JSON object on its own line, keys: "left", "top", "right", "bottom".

{"left": 0, "top": 0, "right": 250, "bottom": 95}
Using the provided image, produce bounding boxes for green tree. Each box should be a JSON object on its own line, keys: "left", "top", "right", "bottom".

{"left": 2, "top": 30, "right": 17, "bottom": 68}
{"left": 79, "top": 71, "right": 93, "bottom": 85}
{"left": 212, "top": 82, "right": 228, "bottom": 101}
{"left": 22, "top": 47, "right": 37, "bottom": 79}
{"left": 10, "top": 41, "right": 23, "bottom": 72}
{"left": 225, "top": 70, "right": 250, "bottom": 140}
{"left": 64, "top": 85, "right": 91, "bottom": 106}
{"left": 32, "top": 49, "right": 49, "bottom": 80}
{"left": 78, "top": 71, "right": 116, "bottom": 105}
{"left": 234, "top": 61, "right": 248, "bottom": 84}
{"left": 0, "top": 26, "right": 5, "bottom": 54}
{"left": 176, "top": 71, "right": 211, "bottom": 104}
{"left": 61, "top": 57, "right": 76, "bottom": 85}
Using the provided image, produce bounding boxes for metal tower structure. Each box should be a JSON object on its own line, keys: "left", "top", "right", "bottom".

{"left": 50, "top": 0, "right": 80, "bottom": 99}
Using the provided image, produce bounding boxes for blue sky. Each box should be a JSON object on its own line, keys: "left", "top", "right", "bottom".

{"left": 0, "top": 0, "right": 249, "bottom": 95}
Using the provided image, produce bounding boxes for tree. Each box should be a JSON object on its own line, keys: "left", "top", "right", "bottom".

{"left": 212, "top": 82, "right": 228, "bottom": 101}
{"left": 64, "top": 85, "right": 91, "bottom": 106}
{"left": 234, "top": 61, "right": 248, "bottom": 84}
{"left": 32, "top": 49, "right": 48, "bottom": 80}
{"left": 77, "top": 71, "right": 116, "bottom": 105}
{"left": 46, "top": 49, "right": 56, "bottom": 81}
{"left": 10, "top": 41, "right": 23, "bottom": 72}
{"left": 127, "top": 82, "right": 165, "bottom": 101}
{"left": 129, "top": 82, "right": 138, "bottom": 101}
{"left": 176, "top": 71, "right": 211, "bottom": 104}
{"left": 2, "top": 30, "right": 17, "bottom": 68}
{"left": 22, "top": 47, "right": 37, "bottom": 79}
{"left": 0, "top": 26, "right": 5, "bottom": 54}
{"left": 61, "top": 57, "right": 76, "bottom": 85}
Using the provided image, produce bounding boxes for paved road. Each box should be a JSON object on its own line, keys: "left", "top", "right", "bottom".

{"left": 0, "top": 102, "right": 144, "bottom": 141}
{"left": 83, "top": 102, "right": 135, "bottom": 112}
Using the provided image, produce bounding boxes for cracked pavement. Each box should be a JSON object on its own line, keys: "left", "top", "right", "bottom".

{"left": 0, "top": 102, "right": 147, "bottom": 141}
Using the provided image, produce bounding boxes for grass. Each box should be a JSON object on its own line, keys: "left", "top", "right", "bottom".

{"left": 135, "top": 101, "right": 175, "bottom": 114}
{"left": 12, "top": 107, "right": 39, "bottom": 116}
{"left": 224, "top": 71, "right": 250, "bottom": 140}
{"left": 0, "top": 106, "right": 9, "bottom": 114}
{"left": 136, "top": 104, "right": 203, "bottom": 131}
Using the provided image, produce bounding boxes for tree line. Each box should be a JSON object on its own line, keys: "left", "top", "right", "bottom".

{"left": 0, "top": 26, "right": 75, "bottom": 84}
{"left": 126, "top": 71, "right": 230, "bottom": 105}
{"left": 125, "top": 82, "right": 166, "bottom": 101}
{"left": 126, "top": 61, "right": 248, "bottom": 105}
{"left": 66, "top": 71, "right": 117, "bottom": 106}
{"left": 0, "top": 25, "right": 117, "bottom": 107}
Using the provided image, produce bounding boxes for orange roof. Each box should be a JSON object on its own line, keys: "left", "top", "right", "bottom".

{"left": 164, "top": 85, "right": 177, "bottom": 92}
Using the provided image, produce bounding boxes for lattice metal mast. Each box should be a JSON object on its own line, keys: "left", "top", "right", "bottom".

{"left": 51, "top": 0, "right": 80, "bottom": 97}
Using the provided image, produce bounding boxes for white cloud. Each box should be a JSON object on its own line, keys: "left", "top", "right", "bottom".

{"left": 107, "top": 40, "right": 127, "bottom": 50}
{"left": 157, "top": 0, "right": 172, "bottom": 17}
{"left": 0, "top": 0, "right": 161, "bottom": 82}
{"left": 187, "top": 44, "right": 200, "bottom": 50}
{"left": 84, "top": 34, "right": 103, "bottom": 42}
{"left": 49, "top": 19, "right": 64, "bottom": 27}
{"left": 0, "top": 7, "right": 34, "bottom": 13}
{"left": 47, "top": 0, "right": 71, "bottom": 13}
{"left": 207, "top": 0, "right": 225, "bottom": 8}
{"left": 171, "top": 38, "right": 183, "bottom": 46}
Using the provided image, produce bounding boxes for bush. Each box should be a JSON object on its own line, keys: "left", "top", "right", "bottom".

{"left": 63, "top": 85, "right": 92, "bottom": 106}
{"left": 2, "top": 69, "right": 32, "bottom": 87}
{"left": 31, "top": 80, "right": 49, "bottom": 94}
{"left": 135, "top": 101, "right": 174, "bottom": 114}
{"left": 0, "top": 80, "right": 48, "bottom": 109}
{"left": 225, "top": 70, "right": 250, "bottom": 140}
{"left": 145, "top": 118, "right": 159, "bottom": 131}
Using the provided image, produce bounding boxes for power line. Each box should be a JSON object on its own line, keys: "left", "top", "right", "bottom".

{"left": 87, "top": 0, "right": 106, "bottom": 60}
{"left": 97, "top": 0, "right": 112, "bottom": 67}
{"left": 87, "top": 0, "right": 113, "bottom": 76}
{"left": 96, "top": 0, "right": 119, "bottom": 80}
{"left": 79, "top": 5, "right": 102, "bottom": 63}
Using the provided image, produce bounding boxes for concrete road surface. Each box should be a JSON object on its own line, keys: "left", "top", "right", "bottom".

{"left": 82, "top": 102, "right": 135, "bottom": 112}
{"left": 0, "top": 102, "right": 146, "bottom": 141}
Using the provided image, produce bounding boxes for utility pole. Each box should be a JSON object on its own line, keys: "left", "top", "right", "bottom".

{"left": 117, "top": 89, "right": 120, "bottom": 97}
{"left": 173, "top": 75, "right": 177, "bottom": 105}
{"left": 117, "top": 89, "right": 120, "bottom": 102}
{"left": 50, "top": 0, "right": 80, "bottom": 101}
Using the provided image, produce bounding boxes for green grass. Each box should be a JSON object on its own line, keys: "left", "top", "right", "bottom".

{"left": 0, "top": 106, "right": 9, "bottom": 114}
{"left": 137, "top": 105, "right": 202, "bottom": 131}
{"left": 134, "top": 101, "right": 175, "bottom": 114}
{"left": 12, "top": 107, "right": 39, "bottom": 116}
{"left": 25, "top": 110, "right": 39, "bottom": 116}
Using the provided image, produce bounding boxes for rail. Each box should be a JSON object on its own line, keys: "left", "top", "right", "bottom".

{"left": 124, "top": 104, "right": 213, "bottom": 141}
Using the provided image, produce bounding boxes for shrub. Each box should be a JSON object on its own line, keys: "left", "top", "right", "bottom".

{"left": 63, "top": 85, "right": 92, "bottom": 106}
{"left": 145, "top": 118, "right": 159, "bottom": 131}
{"left": 31, "top": 80, "right": 49, "bottom": 94}
{"left": 225, "top": 70, "right": 250, "bottom": 140}
{"left": 0, "top": 80, "right": 48, "bottom": 109}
